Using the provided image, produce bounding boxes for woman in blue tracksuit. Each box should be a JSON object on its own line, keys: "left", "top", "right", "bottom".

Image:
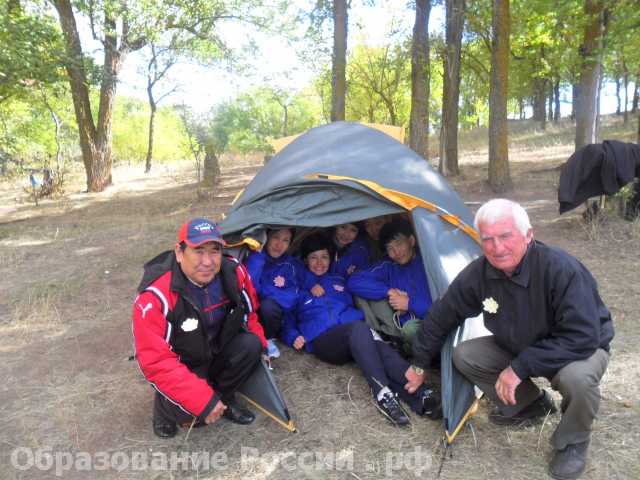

{"left": 330, "top": 222, "right": 370, "bottom": 278}
{"left": 282, "top": 232, "right": 440, "bottom": 426}
{"left": 245, "top": 228, "right": 304, "bottom": 351}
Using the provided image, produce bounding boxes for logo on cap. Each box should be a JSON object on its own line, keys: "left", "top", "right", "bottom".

{"left": 178, "top": 218, "right": 226, "bottom": 247}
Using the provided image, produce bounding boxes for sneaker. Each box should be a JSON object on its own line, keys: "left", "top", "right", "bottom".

{"left": 489, "top": 389, "right": 557, "bottom": 426}
{"left": 375, "top": 391, "right": 410, "bottom": 427}
{"left": 549, "top": 439, "right": 589, "bottom": 480}
{"left": 266, "top": 339, "right": 280, "bottom": 358}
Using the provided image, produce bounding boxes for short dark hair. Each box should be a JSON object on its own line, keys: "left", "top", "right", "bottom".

{"left": 379, "top": 218, "right": 414, "bottom": 248}
{"left": 300, "top": 232, "right": 335, "bottom": 260}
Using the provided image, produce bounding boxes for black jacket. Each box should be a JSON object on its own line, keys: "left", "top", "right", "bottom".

{"left": 558, "top": 140, "right": 640, "bottom": 214}
{"left": 413, "top": 241, "right": 614, "bottom": 380}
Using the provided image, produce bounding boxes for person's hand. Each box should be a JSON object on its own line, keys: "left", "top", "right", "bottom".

{"left": 388, "top": 289, "right": 409, "bottom": 312}
{"left": 293, "top": 336, "right": 306, "bottom": 350}
{"left": 495, "top": 366, "right": 522, "bottom": 405}
{"left": 404, "top": 366, "right": 426, "bottom": 394}
{"left": 310, "top": 284, "right": 325, "bottom": 297}
{"left": 204, "top": 399, "right": 227, "bottom": 424}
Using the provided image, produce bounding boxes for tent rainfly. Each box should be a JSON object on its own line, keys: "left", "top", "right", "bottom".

{"left": 220, "top": 121, "right": 490, "bottom": 443}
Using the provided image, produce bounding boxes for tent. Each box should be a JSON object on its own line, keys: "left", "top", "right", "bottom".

{"left": 237, "top": 359, "right": 296, "bottom": 432}
{"left": 220, "top": 121, "right": 489, "bottom": 444}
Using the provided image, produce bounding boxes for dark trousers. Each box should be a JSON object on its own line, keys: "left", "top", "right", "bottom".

{"left": 258, "top": 297, "right": 283, "bottom": 339}
{"left": 453, "top": 335, "right": 609, "bottom": 449}
{"left": 311, "top": 321, "right": 424, "bottom": 414}
{"left": 153, "top": 332, "right": 262, "bottom": 425}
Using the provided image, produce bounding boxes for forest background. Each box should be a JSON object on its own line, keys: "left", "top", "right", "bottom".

{"left": 1, "top": 0, "right": 638, "bottom": 196}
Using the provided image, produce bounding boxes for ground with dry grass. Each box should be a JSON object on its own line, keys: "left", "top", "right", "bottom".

{"left": 1, "top": 116, "right": 639, "bottom": 480}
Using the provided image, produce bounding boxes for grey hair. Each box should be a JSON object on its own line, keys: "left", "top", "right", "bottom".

{"left": 473, "top": 199, "right": 531, "bottom": 236}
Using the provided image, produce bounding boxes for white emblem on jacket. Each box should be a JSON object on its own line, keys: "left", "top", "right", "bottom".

{"left": 482, "top": 297, "right": 499, "bottom": 314}
{"left": 181, "top": 318, "right": 198, "bottom": 332}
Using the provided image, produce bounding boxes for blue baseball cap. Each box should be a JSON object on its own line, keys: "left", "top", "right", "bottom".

{"left": 177, "top": 218, "right": 226, "bottom": 247}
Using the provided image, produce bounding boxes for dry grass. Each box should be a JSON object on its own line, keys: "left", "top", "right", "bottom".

{"left": 0, "top": 114, "right": 638, "bottom": 479}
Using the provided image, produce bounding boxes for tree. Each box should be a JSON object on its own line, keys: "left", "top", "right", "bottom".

{"left": 574, "top": 0, "right": 605, "bottom": 150}
{"left": 409, "top": 0, "right": 431, "bottom": 160}
{"left": 439, "top": 0, "right": 465, "bottom": 176}
{"left": 144, "top": 44, "right": 177, "bottom": 173}
{"left": 51, "top": 0, "right": 277, "bottom": 192}
{"left": 331, "top": 0, "right": 348, "bottom": 121}
{"left": 347, "top": 44, "right": 410, "bottom": 126}
{"left": 488, "top": 0, "right": 511, "bottom": 192}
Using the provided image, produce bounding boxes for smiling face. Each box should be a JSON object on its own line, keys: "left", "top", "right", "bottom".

{"left": 385, "top": 234, "right": 415, "bottom": 266}
{"left": 265, "top": 229, "right": 292, "bottom": 259}
{"left": 364, "top": 216, "right": 388, "bottom": 240}
{"left": 306, "top": 248, "right": 331, "bottom": 276}
{"left": 335, "top": 223, "right": 359, "bottom": 247}
{"left": 478, "top": 216, "right": 533, "bottom": 276}
{"left": 175, "top": 241, "right": 222, "bottom": 286}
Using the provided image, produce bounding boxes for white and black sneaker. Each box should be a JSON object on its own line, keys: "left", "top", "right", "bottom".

{"left": 375, "top": 390, "right": 410, "bottom": 427}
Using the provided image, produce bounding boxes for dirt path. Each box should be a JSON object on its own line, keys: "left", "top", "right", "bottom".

{"left": 1, "top": 154, "right": 638, "bottom": 480}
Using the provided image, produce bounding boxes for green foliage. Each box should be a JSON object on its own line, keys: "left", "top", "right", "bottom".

{"left": 0, "top": 86, "right": 76, "bottom": 171}
{"left": 210, "top": 86, "right": 322, "bottom": 153}
{"left": 0, "top": 0, "right": 67, "bottom": 101}
{"left": 111, "top": 97, "right": 189, "bottom": 163}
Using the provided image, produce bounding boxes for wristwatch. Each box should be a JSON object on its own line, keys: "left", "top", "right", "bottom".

{"left": 410, "top": 365, "right": 424, "bottom": 376}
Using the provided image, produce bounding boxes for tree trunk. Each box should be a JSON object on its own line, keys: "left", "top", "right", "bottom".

{"left": 637, "top": 113, "right": 640, "bottom": 144}
{"left": 202, "top": 144, "right": 220, "bottom": 188}
{"left": 547, "top": 81, "right": 555, "bottom": 122}
{"left": 145, "top": 102, "right": 156, "bottom": 173}
{"left": 518, "top": 97, "right": 524, "bottom": 119}
{"left": 439, "top": 0, "right": 464, "bottom": 177}
{"left": 488, "top": 0, "right": 511, "bottom": 192}
{"left": 623, "top": 64, "right": 629, "bottom": 125}
{"left": 331, "top": 0, "right": 347, "bottom": 122}
{"left": 571, "top": 82, "right": 579, "bottom": 120}
{"left": 615, "top": 77, "right": 622, "bottom": 114}
{"left": 554, "top": 79, "right": 561, "bottom": 122}
{"left": 409, "top": 0, "right": 431, "bottom": 160}
{"left": 202, "top": 153, "right": 220, "bottom": 187}
{"left": 575, "top": 0, "right": 605, "bottom": 150}
{"left": 532, "top": 78, "right": 546, "bottom": 128}
{"left": 53, "top": 0, "right": 126, "bottom": 192}
{"left": 632, "top": 79, "right": 639, "bottom": 113}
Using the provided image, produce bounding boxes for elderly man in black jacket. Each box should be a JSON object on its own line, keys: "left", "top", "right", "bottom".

{"left": 405, "top": 198, "right": 613, "bottom": 480}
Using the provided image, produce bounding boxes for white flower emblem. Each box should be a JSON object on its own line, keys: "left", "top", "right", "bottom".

{"left": 181, "top": 318, "right": 198, "bottom": 332}
{"left": 333, "top": 284, "right": 344, "bottom": 292}
{"left": 273, "top": 275, "right": 285, "bottom": 288}
{"left": 482, "top": 297, "right": 499, "bottom": 314}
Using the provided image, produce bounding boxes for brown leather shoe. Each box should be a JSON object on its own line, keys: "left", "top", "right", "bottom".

{"left": 549, "top": 440, "right": 589, "bottom": 480}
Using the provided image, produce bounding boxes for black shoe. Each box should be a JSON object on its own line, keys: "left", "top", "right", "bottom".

{"left": 549, "top": 440, "right": 589, "bottom": 480}
{"left": 223, "top": 398, "right": 255, "bottom": 425}
{"left": 489, "top": 389, "right": 557, "bottom": 426}
{"left": 152, "top": 418, "right": 177, "bottom": 438}
{"left": 418, "top": 386, "right": 443, "bottom": 420}
{"left": 375, "top": 391, "right": 410, "bottom": 427}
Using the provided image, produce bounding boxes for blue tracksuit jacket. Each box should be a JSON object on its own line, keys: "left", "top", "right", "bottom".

{"left": 245, "top": 251, "right": 303, "bottom": 311}
{"left": 331, "top": 237, "right": 370, "bottom": 278}
{"left": 347, "top": 253, "right": 432, "bottom": 325}
{"left": 282, "top": 271, "right": 364, "bottom": 352}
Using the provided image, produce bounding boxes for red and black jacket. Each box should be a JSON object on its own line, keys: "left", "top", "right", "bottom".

{"left": 132, "top": 250, "right": 266, "bottom": 421}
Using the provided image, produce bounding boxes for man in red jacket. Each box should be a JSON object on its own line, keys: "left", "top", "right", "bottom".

{"left": 132, "top": 218, "right": 267, "bottom": 438}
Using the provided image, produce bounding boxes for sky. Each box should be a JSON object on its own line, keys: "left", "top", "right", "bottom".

{"left": 114, "top": 1, "right": 441, "bottom": 113}
{"left": 79, "top": 1, "right": 625, "bottom": 116}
